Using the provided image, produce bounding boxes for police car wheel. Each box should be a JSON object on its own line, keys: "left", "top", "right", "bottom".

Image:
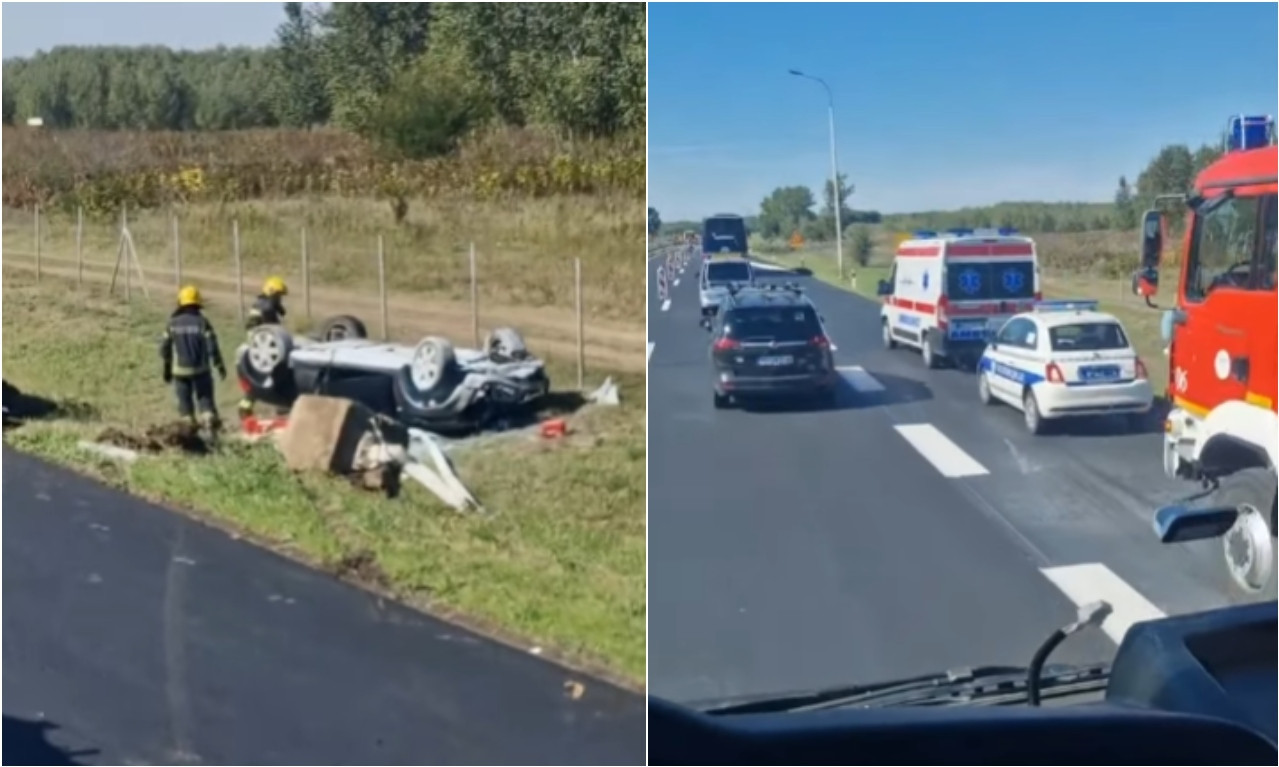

{"left": 881, "top": 320, "right": 896, "bottom": 350}
{"left": 1023, "top": 390, "right": 1046, "bottom": 435}
{"left": 978, "top": 372, "right": 994, "bottom": 405}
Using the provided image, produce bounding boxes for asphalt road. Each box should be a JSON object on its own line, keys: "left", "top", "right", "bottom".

{"left": 2, "top": 448, "right": 645, "bottom": 766}
{"left": 647, "top": 252, "right": 1247, "bottom": 705}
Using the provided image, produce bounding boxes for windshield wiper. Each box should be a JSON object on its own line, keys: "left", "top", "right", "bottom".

{"left": 700, "top": 662, "right": 1110, "bottom": 715}
{"left": 702, "top": 601, "right": 1114, "bottom": 716}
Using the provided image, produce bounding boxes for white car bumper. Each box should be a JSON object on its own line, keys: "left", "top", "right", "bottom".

{"left": 1033, "top": 379, "right": 1154, "bottom": 419}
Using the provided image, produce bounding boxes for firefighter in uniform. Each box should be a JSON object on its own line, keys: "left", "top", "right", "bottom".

{"left": 238, "top": 276, "right": 289, "bottom": 419}
{"left": 161, "top": 285, "right": 226, "bottom": 430}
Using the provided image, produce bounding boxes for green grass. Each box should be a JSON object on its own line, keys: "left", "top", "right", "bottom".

{"left": 2, "top": 196, "right": 646, "bottom": 373}
{"left": 761, "top": 245, "right": 1174, "bottom": 390}
{"left": 2, "top": 270, "right": 646, "bottom": 685}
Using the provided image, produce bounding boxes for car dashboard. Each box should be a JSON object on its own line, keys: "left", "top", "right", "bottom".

{"left": 649, "top": 601, "right": 1277, "bottom": 765}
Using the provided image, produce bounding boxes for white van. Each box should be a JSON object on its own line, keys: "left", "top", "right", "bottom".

{"left": 877, "top": 228, "right": 1041, "bottom": 368}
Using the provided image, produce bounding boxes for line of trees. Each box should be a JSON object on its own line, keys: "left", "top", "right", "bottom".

{"left": 657, "top": 135, "right": 1230, "bottom": 240}
{"left": 2, "top": 2, "right": 645, "bottom": 158}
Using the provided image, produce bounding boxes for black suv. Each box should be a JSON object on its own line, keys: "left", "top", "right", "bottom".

{"left": 702, "top": 284, "right": 838, "bottom": 409}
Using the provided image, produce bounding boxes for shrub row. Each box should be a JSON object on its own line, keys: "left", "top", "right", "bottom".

{"left": 2, "top": 126, "right": 644, "bottom": 213}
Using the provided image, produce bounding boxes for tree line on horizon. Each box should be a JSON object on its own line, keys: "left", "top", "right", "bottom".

{"left": 656, "top": 138, "right": 1230, "bottom": 239}
{"left": 2, "top": 2, "right": 645, "bottom": 159}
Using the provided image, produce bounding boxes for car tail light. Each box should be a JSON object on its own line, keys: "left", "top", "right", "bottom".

{"left": 936, "top": 296, "right": 950, "bottom": 328}
{"left": 713, "top": 337, "right": 741, "bottom": 351}
{"left": 238, "top": 376, "right": 252, "bottom": 393}
{"left": 811, "top": 335, "right": 831, "bottom": 349}
{"left": 1135, "top": 358, "right": 1148, "bottom": 380}
{"left": 1046, "top": 362, "right": 1065, "bottom": 384}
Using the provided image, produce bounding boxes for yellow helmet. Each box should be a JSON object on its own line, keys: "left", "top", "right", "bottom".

{"left": 177, "top": 285, "right": 202, "bottom": 307}
{"left": 263, "top": 276, "right": 288, "bottom": 296}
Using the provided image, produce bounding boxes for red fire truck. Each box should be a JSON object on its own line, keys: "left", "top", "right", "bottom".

{"left": 1135, "top": 115, "right": 1277, "bottom": 601}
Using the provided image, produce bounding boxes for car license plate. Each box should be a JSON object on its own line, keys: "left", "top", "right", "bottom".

{"left": 1079, "top": 364, "right": 1120, "bottom": 381}
{"left": 757, "top": 355, "right": 793, "bottom": 367}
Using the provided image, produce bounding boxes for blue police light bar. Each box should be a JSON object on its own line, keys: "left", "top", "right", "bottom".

{"left": 1226, "top": 115, "right": 1275, "bottom": 152}
{"left": 998, "top": 227, "right": 1019, "bottom": 236}
{"left": 913, "top": 230, "right": 937, "bottom": 239}
{"left": 946, "top": 227, "right": 974, "bottom": 237}
{"left": 1033, "top": 299, "right": 1099, "bottom": 313}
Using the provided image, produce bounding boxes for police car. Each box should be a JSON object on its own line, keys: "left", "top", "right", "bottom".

{"left": 699, "top": 257, "right": 755, "bottom": 318}
{"left": 976, "top": 300, "right": 1154, "bottom": 434}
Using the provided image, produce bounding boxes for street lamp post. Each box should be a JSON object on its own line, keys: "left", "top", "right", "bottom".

{"left": 789, "top": 69, "right": 843, "bottom": 277}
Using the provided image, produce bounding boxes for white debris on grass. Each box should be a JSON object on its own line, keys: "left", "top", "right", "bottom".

{"left": 77, "top": 441, "right": 140, "bottom": 463}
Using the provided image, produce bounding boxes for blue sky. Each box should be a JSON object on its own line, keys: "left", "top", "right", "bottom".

{"left": 2, "top": 2, "right": 289, "bottom": 58}
{"left": 649, "top": 2, "right": 1279, "bottom": 220}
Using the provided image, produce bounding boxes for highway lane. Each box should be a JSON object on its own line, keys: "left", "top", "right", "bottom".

{"left": 2, "top": 449, "right": 645, "bottom": 766}
{"left": 647, "top": 257, "right": 1114, "bottom": 704}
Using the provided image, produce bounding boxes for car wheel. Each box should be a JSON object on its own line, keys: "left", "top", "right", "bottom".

{"left": 713, "top": 390, "right": 730, "bottom": 409}
{"left": 486, "top": 327, "right": 529, "bottom": 362}
{"left": 244, "top": 324, "right": 293, "bottom": 377}
{"left": 1125, "top": 411, "right": 1148, "bottom": 433}
{"left": 978, "top": 372, "right": 994, "bottom": 405}
{"left": 921, "top": 334, "right": 938, "bottom": 369}
{"left": 1023, "top": 389, "right": 1046, "bottom": 435}
{"left": 410, "top": 336, "right": 460, "bottom": 400}
{"left": 882, "top": 320, "right": 897, "bottom": 350}
{"left": 317, "top": 314, "right": 367, "bottom": 341}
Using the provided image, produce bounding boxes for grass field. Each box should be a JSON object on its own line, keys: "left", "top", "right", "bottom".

{"left": 760, "top": 228, "right": 1175, "bottom": 389}
{"left": 3, "top": 258, "right": 646, "bottom": 684}
{"left": 2, "top": 196, "right": 646, "bottom": 372}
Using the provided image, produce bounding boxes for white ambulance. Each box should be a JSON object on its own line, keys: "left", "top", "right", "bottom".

{"left": 877, "top": 228, "right": 1041, "bottom": 368}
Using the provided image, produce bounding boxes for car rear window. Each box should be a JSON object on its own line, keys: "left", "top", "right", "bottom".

{"left": 724, "top": 306, "right": 822, "bottom": 342}
{"left": 706, "top": 262, "right": 752, "bottom": 284}
{"left": 1049, "top": 322, "right": 1130, "bottom": 352}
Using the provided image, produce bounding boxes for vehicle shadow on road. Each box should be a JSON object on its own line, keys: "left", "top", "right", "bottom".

{"left": 1042, "top": 396, "right": 1172, "bottom": 437}
{"left": 2, "top": 716, "right": 96, "bottom": 765}
{"left": 2, "top": 381, "right": 100, "bottom": 429}
{"left": 732, "top": 371, "right": 933, "bottom": 414}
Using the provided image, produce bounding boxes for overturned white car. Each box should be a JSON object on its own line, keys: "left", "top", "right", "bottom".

{"left": 236, "top": 315, "right": 550, "bottom": 434}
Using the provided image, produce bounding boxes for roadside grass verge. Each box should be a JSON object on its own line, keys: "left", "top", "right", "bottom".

{"left": 2, "top": 271, "right": 646, "bottom": 685}
{"left": 2, "top": 193, "right": 645, "bottom": 328}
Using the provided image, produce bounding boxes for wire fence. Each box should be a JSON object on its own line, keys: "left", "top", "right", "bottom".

{"left": 3, "top": 205, "right": 630, "bottom": 388}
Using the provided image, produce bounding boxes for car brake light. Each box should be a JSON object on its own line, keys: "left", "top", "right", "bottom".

{"left": 811, "top": 335, "right": 830, "bottom": 349}
{"left": 1135, "top": 358, "right": 1148, "bottom": 380}
{"left": 1046, "top": 362, "right": 1065, "bottom": 384}
{"left": 713, "top": 338, "right": 740, "bottom": 351}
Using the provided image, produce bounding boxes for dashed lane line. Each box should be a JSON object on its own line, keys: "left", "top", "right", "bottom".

{"left": 648, "top": 342, "right": 655, "bottom": 364}
{"left": 1040, "top": 563, "right": 1167, "bottom": 645}
{"left": 893, "top": 423, "right": 991, "bottom": 479}
{"left": 661, "top": 299, "right": 671, "bottom": 312}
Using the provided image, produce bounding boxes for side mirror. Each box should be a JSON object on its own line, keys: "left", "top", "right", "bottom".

{"left": 1136, "top": 209, "right": 1165, "bottom": 297}
{"left": 1153, "top": 504, "right": 1238, "bottom": 543}
{"left": 876, "top": 279, "right": 892, "bottom": 296}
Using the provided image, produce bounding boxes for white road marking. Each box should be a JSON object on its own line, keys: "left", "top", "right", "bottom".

{"left": 893, "top": 423, "right": 990, "bottom": 478}
{"left": 750, "top": 262, "right": 792, "bottom": 272}
{"left": 661, "top": 299, "right": 671, "bottom": 312}
{"left": 837, "top": 366, "right": 885, "bottom": 393}
{"left": 1040, "top": 563, "right": 1166, "bottom": 645}
{"left": 674, "top": 279, "right": 681, "bottom": 287}
{"left": 647, "top": 342, "right": 655, "bottom": 363}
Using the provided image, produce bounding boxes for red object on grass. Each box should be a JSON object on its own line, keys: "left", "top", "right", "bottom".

{"left": 541, "top": 418, "right": 568, "bottom": 439}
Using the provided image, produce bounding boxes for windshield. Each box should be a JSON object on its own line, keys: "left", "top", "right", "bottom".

{"left": 703, "top": 216, "right": 747, "bottom": 254}
{"left": 1049, "top": 322, "right": 1130, "bottom": 352}
{"left": 945, "top": 261, "right": 1036, "bottom": 301}
{"left": 705, "top": 262, "right": 751, "bottom": 285}
{"left": 1186, "top": 194, "right": 1275, "bottom": 299}
{"left": 724, "top": 306, "right": 821, "bottom": 342}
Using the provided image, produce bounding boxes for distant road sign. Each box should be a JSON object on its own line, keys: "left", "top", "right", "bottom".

{"left": 789, "top": 231, "right": 805, "bottom": 250}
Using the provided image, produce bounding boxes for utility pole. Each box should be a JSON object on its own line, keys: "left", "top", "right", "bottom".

{"left": 789, "top": 69, "right": 844, "bottom": 277}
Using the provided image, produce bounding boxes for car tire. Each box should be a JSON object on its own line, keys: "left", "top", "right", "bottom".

{"left": 978, "top": 372, "right": 994, "bottom": 405}
{"left": 713, "top": 390, "right": 730, "bottom": 409}
{"left": 317, "top": 314, "right": 367, "bottom": 341}
{"left": 1125, "top": 411, "right": 1148, "bottom": 433}
{"left": 486, "top": 326, "right": 530, "bottom": 362}
{"left": 921, "top": 333, "right": 939, "bottom": 369}
{"left": 237, "top": 324, "right": 296, "bottom": 403}
{"left": 881, "top": 319, "right": 897, "bottom": 350}
{"left": 1023, "top": 389, "right": 1046, "bottom": 435}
